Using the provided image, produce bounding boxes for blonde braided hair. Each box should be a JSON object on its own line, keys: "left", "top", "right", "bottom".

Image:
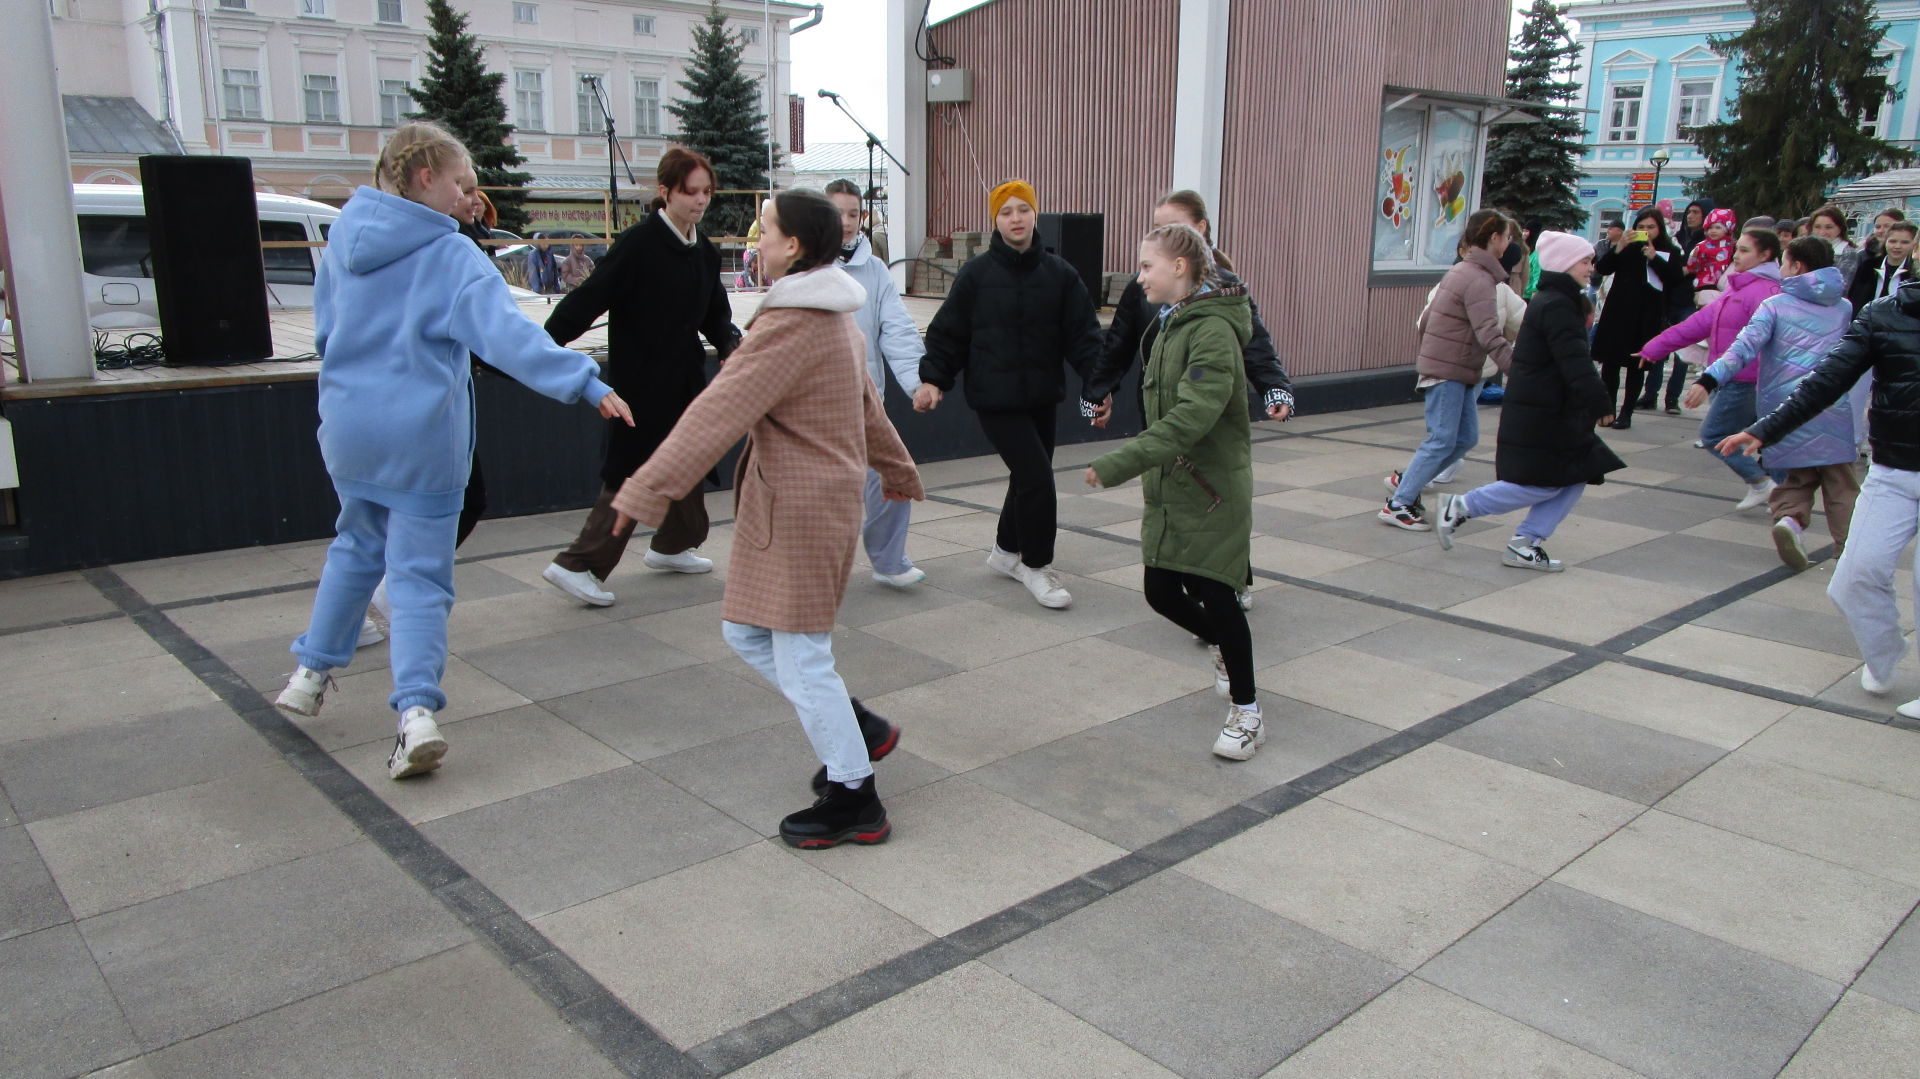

{"left": 1142, "top": 223, "right": 1222, "bottom": 291}
{"left": 374, "top": 121, "right": 470, "bottom": 200}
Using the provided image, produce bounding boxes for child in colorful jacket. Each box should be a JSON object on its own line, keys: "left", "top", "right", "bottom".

{"left": 1685, "top": 208, "right": 1740, "bottom": 291}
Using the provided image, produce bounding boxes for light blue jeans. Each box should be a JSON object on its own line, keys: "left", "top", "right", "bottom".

{"left": 1829, "top": 464, "right": 1920, "bottom": 685}
{"left": 721, "top": 621, "right": 872, "bottom": 783}
{"left": 292, "top": 495, "right": 459, "bottom": 719}
{"left": 1459, "top": 482, "right": 1586, "bottom": 546}
{"left": 1700, "top": 380, "right": 1788, "bottom": 486}
{"left": 1394, "top": 380, "right": 1480, "bottom": 508}
{"left": 861, "top": 468, "right": 914, "bottom": 576}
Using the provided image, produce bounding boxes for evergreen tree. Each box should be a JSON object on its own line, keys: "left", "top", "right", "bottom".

{"left": 1691, "top": 0, "right": 1914, "bottom": 216}
{"left": 407, "top": 0, "right": 534, "bottom": 233}
{"left": 667, "top": 0, "right": 780, "bottom": 207}
{"left": 1482, "top": 0, "right": 1588, "bottom": 231}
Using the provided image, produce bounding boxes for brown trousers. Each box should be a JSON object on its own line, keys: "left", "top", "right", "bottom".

{"left": 552, "top": 484, "right": 708, "bottom": 579}
{"left": 1770, "top": 463, "right": 1861, "bottom": 553}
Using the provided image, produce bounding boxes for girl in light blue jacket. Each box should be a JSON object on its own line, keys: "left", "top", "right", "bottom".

{"left": 1691, "top": 236, "right": 1860, "bottom": 569}
{"left": 275, "top": 122, "right": 632, "bottom": 780}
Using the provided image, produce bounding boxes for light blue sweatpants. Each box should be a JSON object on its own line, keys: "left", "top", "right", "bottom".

{"left": 1459, "top": 481, "right": 1586, "bottom": 546}
{"left": 722, "top": 621, "right": 872, "bottom": 783}
{"left": 291, "top": 494, "right": 459, "bottom": 720}
{"left": 862, "top": 468, "right": 914, "bottom": 576}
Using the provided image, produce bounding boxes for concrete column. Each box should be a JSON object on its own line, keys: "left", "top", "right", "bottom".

{"left": 885, "top": 0, "right": 927, "bottom": 291}
{"left": 0, "top": 0, "right": 96, "bottom": 382}
{"left": 1170, "top": 0, "right": 1231, "bottom": 233}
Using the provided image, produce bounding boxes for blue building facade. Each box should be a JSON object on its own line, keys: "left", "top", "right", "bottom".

{"left": 1566, "top": 0, "right": 1920, "bottom": 237}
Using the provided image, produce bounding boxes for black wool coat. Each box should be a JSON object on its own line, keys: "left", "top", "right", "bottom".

{"left": 545, "top": 211, "right": 739, "bottom": 486}
{"left": 1592, "top": 237, "right": 1687, "bottom": 364}
{"left": 1494, "top": 272, "right": 1627, "bottom": 488}
{"left": 919, "top": 231, "right": 1102, "bottom": 411}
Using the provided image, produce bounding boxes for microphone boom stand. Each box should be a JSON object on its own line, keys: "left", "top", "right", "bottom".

{"left": 821, "top": 91, "right": 909, "bottom": 254}
{"left": 585, "top": 75, "right": 637, "bottom": 239}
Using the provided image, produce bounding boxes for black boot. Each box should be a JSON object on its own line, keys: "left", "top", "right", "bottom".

{"left": 810, "top": 698, "right": 900, "bottom": 795}
{"left": 779, "top": 776, "right": 889, "bottom": 849}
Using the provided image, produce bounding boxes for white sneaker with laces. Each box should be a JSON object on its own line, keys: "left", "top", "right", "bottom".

{"left": 357, "top": 617, "right": 386, "bottom": 649}
{"left": 1212, "top": 704, "right": 1265, "bottom": 761}
{"left": 985, "top": 546, "right": 1022, "bottom": 581}
{"left": 643, "top": 548, "right": 713, "bottom": 573}
{"left": 1900, "top": 699, "right": 1920, "bottom": 721}
{"left": 1863, "top": 666, "right": 1894, "bottom": 696}
{"left": 1735, "top": 479, "right": 1776, "bottom": 512}
{"left": 1014, "top": 562, "right": 1073, "bottom": 609}
{"left": 1235, "top": 589, "right": 1254, "bottom": 612}
{"left": 1502, "top": 540, "right": 1564, "bottom": 572}
{"left": 387, "top": 706, "right": 448, "bottom": 779}
{"left": 1209, "top": 645, "right": 1231, "bottom": 698}
{"left": 542, "top": 563, "right": 616, "bottom": 606}
{"left": 872, "top": 566, "right": 927, "bottom": 588}
{"left": 1435, "top": 493, "right": 1470, "bottom": 551}
{"left": 276, "top": 666, "right": 333, "bottom": 717}
{"left": 1432, "top": 459, "right": 1462, "bottom": 484}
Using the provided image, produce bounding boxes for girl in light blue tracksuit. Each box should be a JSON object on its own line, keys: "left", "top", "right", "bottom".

{"left": 275, "top": 122, "right": 631, "bottom": 780}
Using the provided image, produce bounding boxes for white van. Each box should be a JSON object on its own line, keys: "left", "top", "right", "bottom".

{"left": 73, "top": 184, "right": 342, "bottom": 329}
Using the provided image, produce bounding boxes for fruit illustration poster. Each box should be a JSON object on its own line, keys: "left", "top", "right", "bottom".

{"left": 1373, "top": 106, "right": 1424, "bottom": 262}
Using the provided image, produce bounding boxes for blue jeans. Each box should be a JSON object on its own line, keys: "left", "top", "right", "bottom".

{"left": 721, "top": 621, "right": 872, "bottom": 783}
{"left": 861, "top": 468, "right": 914, "bottom": 576}
{"left": 1459, "top": 482, "right": 1585, "bottom": 545}
{"left": 1393, "top": 380, "right": 1480, "bottom": 508}
{"left": 292, "top": 495, "right": 459, "bottom": 718}
{"left": 1700, "top": 381, "right": 1787, "bottom": 486}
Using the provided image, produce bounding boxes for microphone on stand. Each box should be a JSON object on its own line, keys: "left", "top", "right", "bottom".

{"left": 817, "top": 88, "right": 840, "bottom": 99}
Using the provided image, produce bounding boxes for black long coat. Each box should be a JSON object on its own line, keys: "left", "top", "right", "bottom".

{"left": 1591, "top": 237, "right": 1687, "bottom": 364}
{"left": 545, "top": 211, "right": 739, "bottom": 486}
{"left": 1494, "top": 272, "right": 1627, "bottom": 488}
{"left": 919, "top": 231, "right": 1102, "bottom": 411}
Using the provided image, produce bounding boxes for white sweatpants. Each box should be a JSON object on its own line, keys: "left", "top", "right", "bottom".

{"left": 1827, "top": 463, "right": 1920, "bottom": 683}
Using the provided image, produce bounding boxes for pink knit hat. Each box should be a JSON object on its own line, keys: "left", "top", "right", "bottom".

{"left": 1705, "top": 207, "right": 1738, "bottom": 230}
{"left": 1534, "top": 231, "right": 1592, "bottom": 274}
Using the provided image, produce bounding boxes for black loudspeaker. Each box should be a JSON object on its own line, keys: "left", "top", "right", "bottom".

{"left": 138, "top": 155, "right": 273, "bottom": 363}
{"left": 1037, "top": 212, "right": 1104, "bottom": 301}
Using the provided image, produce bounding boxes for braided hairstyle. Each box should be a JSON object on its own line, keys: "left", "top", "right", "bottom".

{"left": 374, "top": 121, "right": 470, "bottom": 200}
{"left": 1142, "top": 222, "right": 1222, "bottom": 292}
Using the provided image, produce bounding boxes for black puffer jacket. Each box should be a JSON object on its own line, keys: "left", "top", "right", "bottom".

{"left": 1494, "top": 271, "right": 1626, "bottom": 488}
{"left": 1749, "top": 279, "right": 1920, "bottom": 471}
{"left": 1081, "top": 270, "right": 1293, "bottom": 411}
{"left": 920, "top": 231, "right": 1102, "bottom": 410}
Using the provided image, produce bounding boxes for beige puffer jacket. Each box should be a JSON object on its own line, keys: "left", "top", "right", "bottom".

{"left": 1414, "top": 246, "right": 1515, "bottom": 384}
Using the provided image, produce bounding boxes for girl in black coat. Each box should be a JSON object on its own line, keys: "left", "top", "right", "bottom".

{"left": 1592, "top": 207, "right": 1688, "bottom": 428}
{"left": 1434, "top": 232, "right": 1626, "bottom": 572}
{"left": 917, "top": 179, "right": 1103, "bottom": 610}
{"left": 539, "top": 148, "right": 740, "bottom": 608}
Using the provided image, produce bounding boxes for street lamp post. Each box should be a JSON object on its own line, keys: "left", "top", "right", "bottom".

{"left": 1648, "top": 146, "right": 1672, "bottom": 211}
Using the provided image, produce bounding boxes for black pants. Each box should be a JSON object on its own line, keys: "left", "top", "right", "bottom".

{"left": 455, "top": 457, "right": 486, "bottom": 548}
{"left": 977, "top": 404, "right": 1058, "bottom": 568}
{"left": 1144, "top": 567, "right": 1255, "bottom": 706}
{"left": 1637, "top": 354, "right": 1688, "bottom": 409}
{"left": 1598, "top": 359, "right": 1645, "bottom": 422}
{"left": 553, "top": 484, "right": 709, "bottom": 579}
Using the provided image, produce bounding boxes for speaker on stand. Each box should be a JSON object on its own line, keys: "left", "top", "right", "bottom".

{"left": 1036, "top": 212, "right": 1104, "bottom": 301}
{"left": 137, "top": 155, "right": 273, "bottom": 363}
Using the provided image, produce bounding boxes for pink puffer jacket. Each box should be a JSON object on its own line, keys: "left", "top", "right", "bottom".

{"left": 1639, "top": 262, "right": 1783, "bottom": 382}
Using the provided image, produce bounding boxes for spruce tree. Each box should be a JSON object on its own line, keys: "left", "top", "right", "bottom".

{"left": 667, "top": 0, "right": 779, "bottom": 235}
{"left": 1691, "top": 0, "right": 1914, "bottom": 216}
{"left": 408, "top": 0, "right": 534, "bottom": 233}
{"left": 1482, "top": 0, "right": 1588, "bottom": 231}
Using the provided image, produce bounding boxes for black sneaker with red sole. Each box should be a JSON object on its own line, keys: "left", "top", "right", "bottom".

{"left": 810, "top": 698, "right": 900, "bottom": 795}
{"left": 779, "top": 777, "right": 890, "bottom": 850}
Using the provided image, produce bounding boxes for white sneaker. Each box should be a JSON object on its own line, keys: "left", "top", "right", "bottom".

{"left": 1863, "top": 666, "right": 1894, "bottom": 697}
{"left": 1435, "top": 493, "right": 1470, "bottom": 551}
{"left": 1235, "top": 589, "right": 1254, "bottom": 612}
{"left": 643, "top": 548, "right": 713, "bottom": 574}
{"left": 1014, "top": 563, "right": 1072, "bottom": 609}
{"left": 356, "top": 617, "right": 386, "bottom": 649}
{"left": 1899, "top": 699, "right": 1920, "bottom": 721}
{"left": 1735, "top": 479, "right": 1776, "bottom": 512}
{"left": 985, "top": 546, "right": 1022, "bottom": 580}
{"left": 275, "top": 666, "right": 333, "bottom": 717}
{"left": 1212, "top": 704, "right": 1266, "bottom": 761}
{"left": 1209, "top": 645, "right": 1231, "bottom": 698}
{"left": 1771, "top": 517, "right": 1809, "bottom": 572}
{"left": 542, "top": 563, "right": 616, "bottom": 606}
{"left": 1432, "top": 460, "right": 1462, "bottom": 484}
{"left": 873, "top": 566, "right": 927, "bottom": 588}
{"left": 1502, "top": 540, "right": 1564, "bottom": 572}
{"left": 387, "top": 706, "right": 448, "bottom": 780}
{"left": 371, "top": 577, "right": 392, "bottom": 621}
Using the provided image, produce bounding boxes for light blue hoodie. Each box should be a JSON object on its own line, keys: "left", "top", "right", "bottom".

{"left": 314, "top": 186, "right": 611, "bottom": 516}
{"left": 840, "top": 233, "right": 922, "bottom": 395}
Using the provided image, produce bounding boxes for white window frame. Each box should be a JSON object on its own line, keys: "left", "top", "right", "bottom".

{"left": 1370, "top": 95, "right": 1493, "bottom": 273}
{"left": 576, "top": 79, "right": 602, "bottom": 135}
{"left": 632, "top": 13, "right": 654, "bottom": 35}
{"left": 739, "top": 25, "right": 759, "bottom": 45}
{"left": 512, "top": 2, "right": 537, "bottom": 23}
{"left": 303, "top": 72, "right": 341, "bottom": 124}
{"left": 1670, "top": 76, "right": 1718, "bottom": 140}
{"left": 216, "top": 0, "right": 249, "bottom": 10}
{"left": 633, "top": 78, "right": 661, "bottom": 136}
{"left": 298, "top": 0, "right": 329, "bottom": 17}
{"left": 1862, "top": 50, "right": 1901, "bottom": 139}
{"left": 378, "top": 78, "right": 411, "bottom": 127}
{"left": 513, "top": 69, "right": 547, "bottom": 131}
{"left": 221, "top": 67, "right": 263, "bottom": 120}
{"left": 1604, "top": 82, "right": 1645, "bottom": 143}
{"left": 376, "top": 0, "right": 403, "bottom": 23}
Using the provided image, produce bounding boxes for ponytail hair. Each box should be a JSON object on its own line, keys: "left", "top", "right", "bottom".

{"left": 771, "top": 189, "right": 842, "bottom": 275}
{"left": 1142, "top": 223, "right": 1221, "bottom": 291}
{"left": 374, "top": 121, "right": 470, "bottom": 200}
{"left": 649, "top": 146, "right": 716, "bottom": 213}
{"left": 1154, "top": 189, "right": 1235, "bottom": 273}
{"left": 1462, "top": 209, "right": 1511, "bottom": 250}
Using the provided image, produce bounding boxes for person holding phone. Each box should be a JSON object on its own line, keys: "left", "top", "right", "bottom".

{"left": 1591, "top": 208, "right": 1687, "bottom": 428}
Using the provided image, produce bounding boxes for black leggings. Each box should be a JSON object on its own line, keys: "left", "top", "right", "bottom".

{"left": 1144, "top": 567, "right": 1255, "bottom": 705}
{"left": 1598, "top": 359, "right": 1645, "bottom": 422}
{"left": 976, "top": 404, "right": 1058, "bottom": 568}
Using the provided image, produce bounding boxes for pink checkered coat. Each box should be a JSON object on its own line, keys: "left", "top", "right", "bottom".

{"left": 612, "top": 264, "right": 924, "bottom": 632}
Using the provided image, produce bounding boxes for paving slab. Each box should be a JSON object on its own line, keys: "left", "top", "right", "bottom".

{"left": 1778, "top": 990, "right": 1920, "bottom": 1078}
{"left": 461, "top": 620, "right": 703, "bottom": 702}
{"left": 1258, "top": 646, "right": 1489, "bottom": 731}
{"left": 0, "top": 703, "right": 280, "bottom": 823}
{"left": 1856, "top": 910, "right": 1920, "bottom": 1014}
{"left": 1628, "top": 624, "right": 1866, "bottom": 697}
{"left": 0, "top": 924, "right": 141, "bottom": 1079}
{"left": 1441, "top": 697, "right": 1725, "bottom": 804}
{"left": 1742, "top": 705, "right": 1920, "bottom": 801}
{"left": 540, "top": 663, "right": 791, "bottom": 763}
{"left": 0, "top": 571, "right": 119, "bottom": 630}
{"left": 1536, "top": 661, "right": 1795, "bottom": 749}
{"left": 0, "top": 824, "right": 68, "bottom": 942}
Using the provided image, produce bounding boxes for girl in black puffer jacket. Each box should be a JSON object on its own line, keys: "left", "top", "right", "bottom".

{"left": 917, "top": 180, "right": 1103, "bottom": 610}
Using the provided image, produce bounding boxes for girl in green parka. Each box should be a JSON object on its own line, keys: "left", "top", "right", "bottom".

{"left": 1085, "top": 224, "right": 1263, "bottom": 760}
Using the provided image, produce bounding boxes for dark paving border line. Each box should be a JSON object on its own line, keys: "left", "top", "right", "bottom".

{"left": 0, "top": 608, "right": 127, "bottom": 639}
{"left": 80, "top": 566, "right": 705, "bottom": 1079}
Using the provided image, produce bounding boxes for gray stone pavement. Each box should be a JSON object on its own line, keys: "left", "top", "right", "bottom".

{"left": 5, "top": 401, "right": 1920, "bottom": 1079}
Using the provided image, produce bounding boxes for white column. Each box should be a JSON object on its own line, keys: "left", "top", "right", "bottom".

{"left": 1170, "top": 0, "right": 1231, "bottom": 231}
{"left": 885, "top": 0, "right": 927, "bottom": 291}
{"left": 0, "top": 0, "right": 96, "bottom": 382}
